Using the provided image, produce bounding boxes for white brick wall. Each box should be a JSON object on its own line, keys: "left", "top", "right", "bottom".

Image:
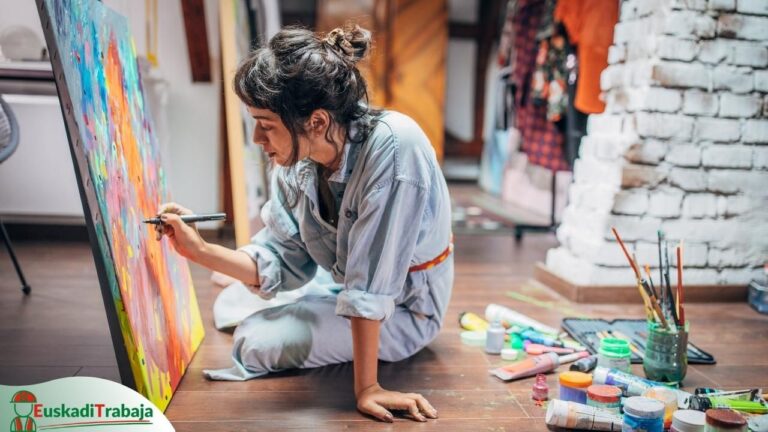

{"left": 545, "top": 0, "right": 768, "bottom": 288}
{"left": 718, "top": 93, "right": 762, "bottom": 117}
{"left": 683, "top": 90, "right": 719, "bottom": 115}
{"left": 695, "top": 117, "right": 741, "bottom": 141}
{"left": 701, "top": 144, "right": 753, "bottom": 168}
{"left": 666, "top": 144, "right": 702, "bottom": 166}
{"left": 682, "top": 194, "right": 718, "bottom": 218}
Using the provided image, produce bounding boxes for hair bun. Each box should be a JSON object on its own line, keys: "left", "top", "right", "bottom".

{"left": 323, "top": 24, "right": 371, "bottom": 64}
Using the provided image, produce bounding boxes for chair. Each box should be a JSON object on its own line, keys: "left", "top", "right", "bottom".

{"left": 0, "top": 94, "right": 31, "bottom": 295}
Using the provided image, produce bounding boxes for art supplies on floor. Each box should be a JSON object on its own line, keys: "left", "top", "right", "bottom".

{"left": 561, "top": 318, "right": 715, "bottom": 364}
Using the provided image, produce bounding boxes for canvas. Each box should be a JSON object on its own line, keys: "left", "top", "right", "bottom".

{"left": 37, "top": 0, "right": 204, "bottom": 411}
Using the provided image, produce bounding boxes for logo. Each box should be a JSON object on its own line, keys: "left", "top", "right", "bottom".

{"left": 1, "top": 378, "right": 173, "bottom": 431}
{"left": 10, "top": 390, "right": 36, "bottom": 432}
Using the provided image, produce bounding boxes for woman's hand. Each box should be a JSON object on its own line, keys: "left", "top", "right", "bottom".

{"left": 155, "top": 202, "right": 207, "bottom": 261}
{"left": 356, "top": 383, "right": 437, "bottom": 423}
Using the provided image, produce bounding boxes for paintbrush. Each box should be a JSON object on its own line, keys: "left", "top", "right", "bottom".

{"left": 677, "top": 242, "right": 686, "bottom": 327}
{"left": 611, "top": 227, "right": 641, "bottom": 280}
{"left": 644, "top": 264, "right": 659, "bottom": 301}
{"left": 664, "top": 240, "right": 677, "bottom": 325}
{"left": 634, "top": 253, "right": 666, "bottom": 326}
{"left": 657, "top": 231, "right": 666, "bottom": 319}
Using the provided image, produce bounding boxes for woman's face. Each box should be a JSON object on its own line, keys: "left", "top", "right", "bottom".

{"left": 247, "top": 107, "right": 307, "bottom": 166}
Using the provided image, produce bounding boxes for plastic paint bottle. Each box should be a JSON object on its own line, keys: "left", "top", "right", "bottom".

{"left": 597, "top": 337, "right": 632, "bottom": 373}
{"left": 644, "top": 386, "right": 679, "bottom": 429}
{"left": 490, "top": 351, "right": 589, "bottom": 382}
{"left": 570, "top": 354, "right": 599, "bottom": 373}
{"left": 559, "top": 371, "right": 593, "bottom": 404}
{"left": 704, "top": 409, "right": 747, "bottom": 432}
{"left": 623, "top": 396, "right": 665, "bottom": 432}
{"left": 532, "top": 373, "right": 549, "bottom": 401}
{"left": 545, "top": 399, "right": 624, "bottom": 431}
{"left": 485, "top": 321, "right": 505, "bottom": 354}
{"left": 587, "top": 385, "right": 623, "bottom": 415}
{"left": 459, "top": 311, "right": 489, "bottom": 331}
{"left": 485, "top": 303, "right": 560, "bottom": 336}
{"left": 671, "top": 410, "right": 706, "bottom": 432}
{"left": 501, "top": 348, "right": 520, "bottom": 361}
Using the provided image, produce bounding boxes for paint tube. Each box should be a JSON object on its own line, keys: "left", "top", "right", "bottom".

{"left": 485, "top": 304, "right": 560, "bottom": 336}
{"left": 689, "top": 395, "right": 768, "bottom": 414}
{"left": 592, "top": 367, "right": 693, "bottom": 407}
{"left": 545, "top": 399, "right": 624, "bottom": 431}
{"left": 570, "top": 355, "right": 599, "bottom": 373}
{"left": 524, "top": 341, "right": 575, "bottom": 355}
{"left": 694, "top": 388, "right": 762, "bottom": 401}
{"left": 519, "top": 329, "right": 564, "bottom": 347}
{"left": 458, "top": 312, "right": 489, "bottom": 331}
{"left": 490, "top": 351, "right": 589, "bottom": 382}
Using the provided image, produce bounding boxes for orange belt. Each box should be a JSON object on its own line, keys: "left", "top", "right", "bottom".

{"left": 408, "top": 234, "right": 454, "bottom": 273}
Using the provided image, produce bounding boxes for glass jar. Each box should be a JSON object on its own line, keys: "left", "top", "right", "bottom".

{"left": 643, "top": 322, "right": 688, "bottom": 384}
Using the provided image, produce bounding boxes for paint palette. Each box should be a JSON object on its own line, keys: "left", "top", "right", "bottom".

{"left": 562, "top": 318, "right": 715, "bottom": 365}
{"left": 37, "top": 0, "right": 205, "bottom": 410}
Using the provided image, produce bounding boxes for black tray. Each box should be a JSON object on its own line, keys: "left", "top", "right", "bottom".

{"left": 562, "top": 318, "right": 716, "bottom": 365}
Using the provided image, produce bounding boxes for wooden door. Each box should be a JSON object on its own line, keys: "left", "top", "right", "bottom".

{"left": 317, "top": 0, "right": 447, "bottom": 161}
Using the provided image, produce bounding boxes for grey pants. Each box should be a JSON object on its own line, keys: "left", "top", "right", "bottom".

{"left": 204, "top": 257, "right": 453, "bottom": 381}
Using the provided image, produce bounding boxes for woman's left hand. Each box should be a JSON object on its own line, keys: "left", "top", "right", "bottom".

{"left": 356, "top": 383, "right": 438, "bottom": 423}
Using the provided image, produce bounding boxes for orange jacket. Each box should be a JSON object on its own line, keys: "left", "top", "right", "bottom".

{"left": 555, "top": 0, "right": 619, "bottom": 114}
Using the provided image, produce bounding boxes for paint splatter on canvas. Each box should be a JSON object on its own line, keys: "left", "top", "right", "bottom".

{"left": 38, "top": 0, "right": 204, "bottom": 410}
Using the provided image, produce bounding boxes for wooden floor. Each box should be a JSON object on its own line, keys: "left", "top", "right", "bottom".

{"left": 2, "top": 187, "right": 767, "bottom": 431}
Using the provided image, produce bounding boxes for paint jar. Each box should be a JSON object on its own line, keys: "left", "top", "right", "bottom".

{"left": 558, "top": 371, "right": 592, "bottom": 404}
{"left": 643, "top": 321, "right": 688, "bottom": 384}
{"left": 704, "top": 409, "right": 747, "bottom": 432}
{"left": 671, "top": 410, "right": 706, "bottom": 432}
{"left": 597, "top": 337, "right": 632, "bottom": 373}
{"left": 586, "top": 385, "right": 622, "bottom": 415}
{"left": 532, "top": 373, "right": 549, "bottom": 401}
{"left": 485, "top": 321, "right": 505, "bottom": 354}
{"left": 643, "top": 386, "right": 679, "bottom": 429}
{"left": 622, "top": 396, "right": 665, "bottom": 432}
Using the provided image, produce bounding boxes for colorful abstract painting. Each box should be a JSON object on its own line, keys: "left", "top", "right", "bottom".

{"left": 37, "top": 0, "right": 204, "bottom": 411}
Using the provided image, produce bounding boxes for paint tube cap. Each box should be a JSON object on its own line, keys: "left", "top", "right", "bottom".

{"left": 705, "top": 409, "right": 747, "bottom": 428}
{"left": 559, "top": 371, "right": 592, "bottom": 389}
{"left": 623, "top": 396, "right": 665, "bottom": 419}
{"left": 587, "top": 385, "right": 622, "bottom": 403}
{"left": 509, "top": 333, "right": 524, "bottom": 350}
{"left": 672, "top": 410, "right": 706, "bottom": 432}
{"left": 592, "top": 366, "right": 610, "bottom": 385}
{"left": 460, "top": 330, "right": 486, "bottom": 347}
{"left": 598, "top": 337, "right": 631, "bottom": 359}
{"left": 501, "top": 348, "right": 519, "bottom": 361}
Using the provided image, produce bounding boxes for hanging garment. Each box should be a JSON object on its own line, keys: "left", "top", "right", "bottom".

{"left": 530, "top": 24, "right": 569, "bottom": 122}
{"left": 554, "top": 0, "right": 619, "bottom": 114}
{"left": 513, "top": 0, "right": 569, "bottom": 171}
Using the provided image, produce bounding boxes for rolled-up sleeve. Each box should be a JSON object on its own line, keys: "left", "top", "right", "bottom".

{"left": 238, "top": 197, "right": 317, "bottom": 299}
{"left": 335, "top": 179, "right": 428, "bottom": 321}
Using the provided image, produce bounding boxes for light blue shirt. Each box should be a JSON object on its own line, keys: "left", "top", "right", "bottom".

{"left": 239, "top": 111, "right": 453, "bottom": 322}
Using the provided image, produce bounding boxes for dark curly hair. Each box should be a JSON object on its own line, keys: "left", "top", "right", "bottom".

{"left": 233, "top": 23, "right": 380, "bottom": 206}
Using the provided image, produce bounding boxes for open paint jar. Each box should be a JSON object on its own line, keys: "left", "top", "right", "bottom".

{"left": 643, "top": 322, "right": 688, "bottom": 383}
{"left": 623, "top": 396, "right": 665, "bottom": 432}
{"left": 671, "top": 410, "right": 706, "bottom": 432}
{"left": 586, "top": 385, "right": 622, "bottom": 415}
{"left": 705, "top": 409, "right": 747, "bottom": 431}
{"left": 643, "top": 386, "right": 678, "bottom": 429}
{"left": 558, "top": 371, "right": 592, "bottom": 404}
{"left": 597, "top": 337, "right": 632, "bottom": 373}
